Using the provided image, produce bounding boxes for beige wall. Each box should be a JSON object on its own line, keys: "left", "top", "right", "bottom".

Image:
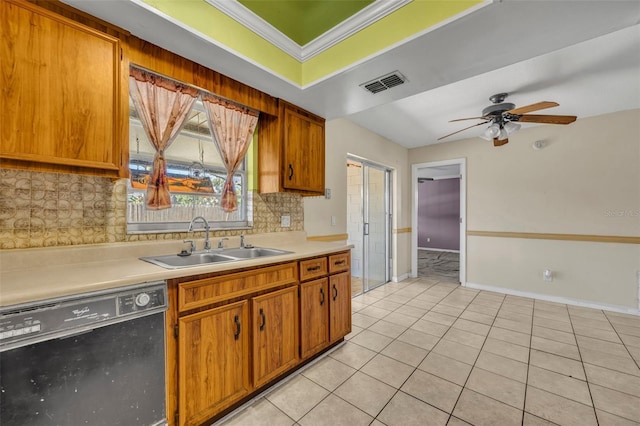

{"left": 304, "top": 118, "right": 411, "bottom": 280}
{"left": 410, "top": 109, "right": 640, "bottom": 310}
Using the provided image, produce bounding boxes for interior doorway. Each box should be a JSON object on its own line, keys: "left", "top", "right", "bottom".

{"left": 411, "top": 159, "right": 466, "bottom": 285}
{"left": 347, "top": 157, "right": 392, "bottom": 296}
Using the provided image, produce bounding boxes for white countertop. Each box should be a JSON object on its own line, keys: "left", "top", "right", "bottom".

{"left": 0, "top": 232, "right": 352, "bottom": 307}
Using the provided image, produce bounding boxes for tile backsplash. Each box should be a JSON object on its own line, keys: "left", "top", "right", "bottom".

{"left": 0, "top": 168, "right": 303, "bottom": 249}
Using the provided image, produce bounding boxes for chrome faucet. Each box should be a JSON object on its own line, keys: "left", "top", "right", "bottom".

{"left": 240, "top": 234, "right": 245, "bottom": 248}
{"left": 218, "top": 237, "right": 229, "bottom": 249}
{"left": 188, "top": 216, "right": 211, "bottom": 250}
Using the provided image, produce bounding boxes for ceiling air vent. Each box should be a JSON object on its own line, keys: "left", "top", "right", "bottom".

{"left": 361, "top": 71, "right": 407, "bottom": 94}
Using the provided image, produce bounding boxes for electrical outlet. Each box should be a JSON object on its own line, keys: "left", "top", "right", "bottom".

{"left": 330, "top": 215, "right": 336, "bottom": 226}
{"left": 281, "top": 215, "right": 291, "bottom": 227}
{"left": 543, "top": 269, "right": 553, "bottom": 282}
{"left": 427, "top": 237, "right": 430, "bottom": 242}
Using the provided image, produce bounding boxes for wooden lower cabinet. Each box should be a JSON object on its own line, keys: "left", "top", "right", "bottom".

{"left": 178, "top": 300, "right": 250, "bottom": 426}
{"left": 329, "top": 272, "right": 352, "bottom": 342}
{"left": 252, "top": 286, "right": 299, "bottom": 388}
{"left": 171, "top": 251, "right": 350, "bottom": 425}
{"left": 299, "top": 252, "right": 352, "bottom": 358}
{"left": 299, "top": 278, "right": 329, "bottom": 358}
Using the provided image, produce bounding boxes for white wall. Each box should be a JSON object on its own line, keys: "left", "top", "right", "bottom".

{"left": 409, "top": 109, "right": 640, "bottom": 311}
{"left": 304, "top": 118, "right": 411, "bottom": 280}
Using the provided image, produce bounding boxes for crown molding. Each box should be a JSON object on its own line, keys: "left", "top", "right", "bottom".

{"left": 301, "top": 0, "right": 411, "bottom": 61}
{"left": 204, "top": 0, "right": 302, "bottom": 60}
{"left": 205, "top": 0, "right": 411, "bottom": 62}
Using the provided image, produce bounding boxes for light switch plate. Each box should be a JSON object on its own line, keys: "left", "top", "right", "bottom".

{"left": 281, "top": 215, "right": 291, "bottom": 227}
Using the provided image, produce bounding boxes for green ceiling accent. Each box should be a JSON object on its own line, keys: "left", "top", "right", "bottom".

{"left": 141, "top": 0, "right": 483, "bottom": 87}
{"left": 238, "top": 1, "right": 375, "bottom": 46}
{"left": 301, "top": 0, "right": 482, "bottom": 85}
{"left": 143, "top": 0, "right": 302, "bottom": 83}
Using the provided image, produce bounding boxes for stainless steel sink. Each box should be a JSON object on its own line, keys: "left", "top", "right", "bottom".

{"left": 221, "top": 247, "right": 292, "bottom": 259}
{"left": 140, "top": 247, "right": 292, "bottom": 269}
{"left": 140, "top": 252, "right": 237, "bottom": 269}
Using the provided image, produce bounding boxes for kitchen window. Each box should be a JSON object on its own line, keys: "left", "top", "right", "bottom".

{"left": 127, "top": 95, "right": 253, "bottom": 233}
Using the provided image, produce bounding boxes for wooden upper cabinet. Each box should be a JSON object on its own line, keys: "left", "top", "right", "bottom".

{"left": 282, "top": 106, "right": 325, "bottom": 193}
{"left": 258, "top": 100, "right": 326, "bottom": 196}
{"left": 0, "top": 0, "right": 124, "bottom": 176}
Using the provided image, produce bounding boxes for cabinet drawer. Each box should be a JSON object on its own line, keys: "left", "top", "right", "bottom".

{"left": 299, "top": 257, "right": 328, "bottom": 281}
{"left": 329, "top": 252, "right": 350, "bottom": 274}
{"left": 178, "top": 262, "right": 298, "bottom": 312}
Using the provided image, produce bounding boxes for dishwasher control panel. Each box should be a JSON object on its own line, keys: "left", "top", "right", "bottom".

{"left": 0, "top": 281, "right": 167, "bottom": 352}
{"left": 117, "top": 285, "right": 166, "bottom": 315}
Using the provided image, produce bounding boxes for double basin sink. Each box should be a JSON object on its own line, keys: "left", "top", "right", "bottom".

{"left": 140, "top": 247, "right": 292, "bottom": 269}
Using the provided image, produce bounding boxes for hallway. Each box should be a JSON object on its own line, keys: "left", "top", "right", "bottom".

{"left": 418, "top": 249, "right": 459, "bottom": 282}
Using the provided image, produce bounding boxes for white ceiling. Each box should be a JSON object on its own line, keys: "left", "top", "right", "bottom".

{"left": 63, "top": 0, "right": 640, "bottom": 149}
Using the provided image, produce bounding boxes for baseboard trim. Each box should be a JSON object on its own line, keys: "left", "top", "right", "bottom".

{"left": 393, "top": 273, "right": 410, "bottom": 283}
{"left": 464, "top": 282, "right": 640, "bottom": 316}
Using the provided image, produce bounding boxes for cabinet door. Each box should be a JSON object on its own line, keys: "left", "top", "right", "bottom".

{"left": 252, "top": 286, "right": 299, "bottom": 388}
{"left": 329, "top": 272, "right": 352, "bottom": 342}
{"left": 300, "top": 278, "right": 329, "bottom": 359}
{"left": 283, "top": 107, "right": 325, "bottom": 193}
{"left": 178, "top": 301, "right": 250, "bottom": 426}
{"left": 0, "top": 0, "right": 122, "bottom": 174}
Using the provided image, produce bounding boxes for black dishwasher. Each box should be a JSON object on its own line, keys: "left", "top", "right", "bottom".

{"left": 0, "top": 281, "right": 167, "bottom": 426}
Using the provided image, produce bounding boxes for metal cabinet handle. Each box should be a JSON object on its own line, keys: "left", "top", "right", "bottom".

{"left": 320, "top": 287, "right": 325, "bottom": 306}
{"left": 259, "top": 308, "right": 266, "bottom": 331}
{"left": 307, "top": 265, "right": 321, "bottom": 272}
{"left": 332, "top": 284, "right": 338, "bottom": 301}
{"left": 288, "top": 164, "right": 294, "bottom": 180}
{"left": 334, "top": 260, "right": 346, "bottom": 266}
{"left": 233, "top": 315, "right": 241, "bottom": 340}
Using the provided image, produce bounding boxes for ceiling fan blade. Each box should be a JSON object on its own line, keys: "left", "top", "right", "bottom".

{"left": 438, "top": 121, "right": 489, "bottom": 140}
{"left": 493, "top": 137, "right": 509, "bottom": 147}
{"left": 507, "top": 101, "right": 559, "bottom": 115}
{"left": 449, "top": 116, "right": 489, "bottom": 122}
{"left": 517, "top": 114, "right": 577, "bottom": 124}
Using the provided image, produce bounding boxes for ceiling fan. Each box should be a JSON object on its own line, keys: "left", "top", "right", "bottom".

{"left": 438, "top": 93, "right": 577, "bottom": 146}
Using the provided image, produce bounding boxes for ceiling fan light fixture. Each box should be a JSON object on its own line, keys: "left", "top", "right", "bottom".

{"left": 504, "top": 121, "right": 521, "bottom": 134}
{"left": 480, "top": 123, "right": 501, "bottom": 140}
{"left": 498, "top": 127, "right": 509, "bottom": 140}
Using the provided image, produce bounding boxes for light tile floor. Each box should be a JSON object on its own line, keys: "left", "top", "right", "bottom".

{"left": 217, "top": 277, "right": 640, "bottom": 426}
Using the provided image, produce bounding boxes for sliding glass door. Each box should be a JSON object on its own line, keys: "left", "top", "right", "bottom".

{"left": 347, "top": 157, "right": 391, "bottom": 295}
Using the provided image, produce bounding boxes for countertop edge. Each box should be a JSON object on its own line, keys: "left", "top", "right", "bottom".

{"left": 0, "top": 235, "right": 353, "bottom": 308}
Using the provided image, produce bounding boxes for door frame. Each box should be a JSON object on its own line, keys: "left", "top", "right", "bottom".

{"left": 411, "top": 158, "right": 466, "bottom": 285}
